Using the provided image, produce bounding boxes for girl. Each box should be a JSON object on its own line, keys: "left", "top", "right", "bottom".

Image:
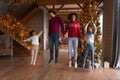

{"left": 23, "top": 30, "right": 43, "bottom": 65}
{"left": 83, "top": 21, "right": 97, "bottom": 70}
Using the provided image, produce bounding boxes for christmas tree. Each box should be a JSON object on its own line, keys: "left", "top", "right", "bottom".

{"left": 77, "top": 0, "right": 103, "bottom": 67}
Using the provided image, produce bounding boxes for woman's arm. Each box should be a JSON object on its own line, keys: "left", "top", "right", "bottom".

{"left": 64, "top": 24, "right": 69, "bottom": 35}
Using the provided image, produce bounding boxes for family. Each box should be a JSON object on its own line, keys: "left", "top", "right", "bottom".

{"left": 23, "top": 9, "right": 97, "bottom": 70}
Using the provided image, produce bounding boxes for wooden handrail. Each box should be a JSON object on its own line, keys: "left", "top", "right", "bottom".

{"left": 0, "top": 15, "right": 31, "bottom": 50}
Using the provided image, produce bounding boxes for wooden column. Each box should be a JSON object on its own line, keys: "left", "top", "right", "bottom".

{"left": 103, "top": 0, "right": 114, "bottom": 63}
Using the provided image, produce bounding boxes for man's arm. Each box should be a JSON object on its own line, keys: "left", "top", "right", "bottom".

{"left": 59, "top": 17, "right": 64, "bottom": 34}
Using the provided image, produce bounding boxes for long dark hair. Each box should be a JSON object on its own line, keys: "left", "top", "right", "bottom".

{"left": 67, "top": 13, "right": 78, "bottom": 21}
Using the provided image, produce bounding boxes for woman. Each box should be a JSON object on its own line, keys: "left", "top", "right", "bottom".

{"left": 64, "top": 13, "right": 82, "bottom": 68}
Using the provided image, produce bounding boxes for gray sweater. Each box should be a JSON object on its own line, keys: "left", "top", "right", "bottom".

{"left": 84, "top": 23, "right": 97, "bottom": 44}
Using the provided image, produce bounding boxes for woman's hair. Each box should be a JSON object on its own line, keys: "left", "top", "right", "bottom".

{"left": 48, "top": 9, "right": 57, "bottom": 14}
{"left": 29, "top": 30, "right": 35, "bottom": 36}
{"left": 67, "top": 13, "right": 78, "bottom": 21}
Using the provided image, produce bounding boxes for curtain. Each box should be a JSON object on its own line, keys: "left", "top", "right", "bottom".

{"left": 0, "top": 35, "right": 13, "bottom": 49}
{"left": 0, "top": 1, "right": 9, "bottom": 16}
{"left": 112, "top": 0, "right": 120, "bottom": 68}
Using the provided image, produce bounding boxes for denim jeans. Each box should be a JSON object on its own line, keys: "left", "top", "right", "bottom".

{"left": 49, "top": 34, "right": 59, "bottom": 63}
{"left": 68, "top": 37, "right": 78, "bottom": 61}
{"left": 83, "top": 43, "right": 94, "bottom": 65}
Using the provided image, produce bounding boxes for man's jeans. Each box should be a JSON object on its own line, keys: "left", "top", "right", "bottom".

{"left": 68, "top": 38, "right": 78, "bottom": 61}
{"left": 49, "top": 34, "right": 59, "bottom": 63}
{"left": 83, "top": 43, "right": 94, "bottom": 65}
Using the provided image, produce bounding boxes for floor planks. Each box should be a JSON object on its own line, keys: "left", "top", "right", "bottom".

{"left": 0, "top": 49, "right": 120, "bottom": 80}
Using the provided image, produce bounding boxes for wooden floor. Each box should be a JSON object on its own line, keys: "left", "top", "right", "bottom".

{"left": 0, "top": 49, "right": 120, "bottom": 80}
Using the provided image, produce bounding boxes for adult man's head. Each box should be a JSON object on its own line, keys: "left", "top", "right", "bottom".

{"left": 48, "top": 9, "right": 56, "bottom": 17}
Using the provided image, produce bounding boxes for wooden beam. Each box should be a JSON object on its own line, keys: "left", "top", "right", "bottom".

{"left": 55, "top": 8, "right": 82, "bottom": 10}
{"left": 98, "top": 7, "right": 103, "bottom": 10}
{"left": 77, "top": 3, "right": 84, "bottom": 11}
{"left": 42, "top": 4, "right": 65, "bottom": 12}
{"left": 36, "top": 0, "right": 103, "bottom": 5}
{"left": 53, "top": 4, "right": 55, "bottom": 9}
{"left": 56, "top": 4, "right": 64, "bottom": 12}
{"left": 97, "top": 1, "right": 103, "bottom": 7}
{"left": 57, "top": 11, "right": 81, "bottom": 14}
{"left": 37, "top": 0, "right": 84, "bottom": 5}
{"left": 42, "top": 5, "right": 49, "bottom": 11}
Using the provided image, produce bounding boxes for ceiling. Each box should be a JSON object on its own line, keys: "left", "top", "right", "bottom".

{"left": 1, "top": 0, "right": 103, "bottom": 15}
{"left": 36, "top": 0, "right": 103, "bottom": 14}
{"left": 36, "top": 0, "right": 103, "bottom": 5}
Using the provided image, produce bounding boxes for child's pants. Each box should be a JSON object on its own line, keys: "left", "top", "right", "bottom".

{"left": 31, "top": 45, "right": 39, "bottom": 65}
{"left": 83, "top": 43, "right": 94, "bottom": 65}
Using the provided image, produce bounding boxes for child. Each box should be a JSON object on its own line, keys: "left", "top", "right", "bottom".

{"left": 83, "top": 21, "right": 97, "bottom": 70}
{"left": 23, "top": 30, "right": 43, "bottom": 65}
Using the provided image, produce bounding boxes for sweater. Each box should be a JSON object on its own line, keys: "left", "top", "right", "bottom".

{"left": 64, "top": 20, "right": 82, "bottom": 38}
{"left": 49, "top": 16, "right": 64, "bottom": 34}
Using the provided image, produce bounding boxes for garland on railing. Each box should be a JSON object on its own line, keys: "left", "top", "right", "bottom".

{"left": 0, "top": 14, "right": 32, "bottom": 50}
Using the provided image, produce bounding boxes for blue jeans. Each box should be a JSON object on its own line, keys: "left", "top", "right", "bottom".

{"left": 49, "top": 34, "right": 59, "bottom": 63}
{"left": 83, "top": 43, "right": 94, "bottom": 65}
{"left": 68, "top": 38, "right": 78, "bottom": 61}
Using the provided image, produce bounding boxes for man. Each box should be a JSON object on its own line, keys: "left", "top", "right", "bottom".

{"left": 48, "top": 9, "right": 64, "bottom": 64}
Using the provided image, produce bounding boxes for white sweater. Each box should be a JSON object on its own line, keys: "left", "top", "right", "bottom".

{"left": 23, "top": 31, "right": 43, "bottom": 45}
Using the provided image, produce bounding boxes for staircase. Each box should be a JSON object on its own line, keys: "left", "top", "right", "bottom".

{"left": 0, "top": 0, "right": 39, "bottom": 55}
{"left": 20, "top": 7, "right": 40, "bottom": 23}
{"left": 12, "top": 2, "right": 37, "bottom": 20}
{"left": 3, "top": 0, "right": 37, "bottom": 20}
{"left": 0, "top": 15, "right": 32, "bottom": 51}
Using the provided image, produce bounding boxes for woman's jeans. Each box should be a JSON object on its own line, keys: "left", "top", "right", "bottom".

{"left": 68, "top": 37, "right": 78, "bottom": 61}
{"left": 49, "top": 34, "right": 59, "bottom": 63}
{"left": 83, "top": 43, "right": 94, "bottom": 65}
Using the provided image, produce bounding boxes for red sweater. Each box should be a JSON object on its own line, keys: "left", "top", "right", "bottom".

{"left": 64, "top": 21, "right": 82, "bottom": 38}
{"left": 49, "top": 16, "right": 64, "bottom": 34}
